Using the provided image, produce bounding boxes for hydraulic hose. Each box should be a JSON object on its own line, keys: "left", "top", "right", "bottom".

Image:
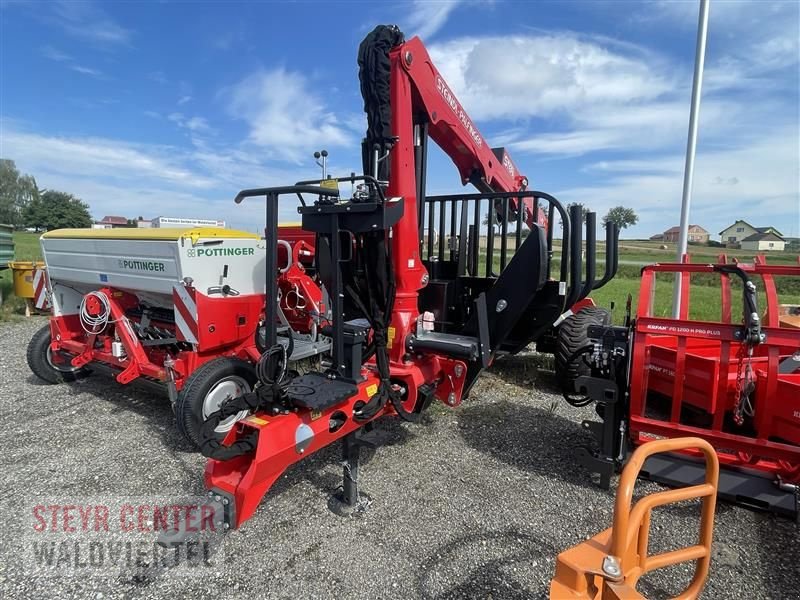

{"left": 561, "top": 345, "right": 595, "bottom": 408}
{"left": 200, "top": 343, "right": 288, "bottom": 461}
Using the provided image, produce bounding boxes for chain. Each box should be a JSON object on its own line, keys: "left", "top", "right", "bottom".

{"left": 733, "top": 343, "right": 756, "bottom": 425}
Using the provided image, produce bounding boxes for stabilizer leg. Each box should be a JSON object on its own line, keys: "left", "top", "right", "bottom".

{"left": 329, "top": 427, "right": 375, "bottom": 516}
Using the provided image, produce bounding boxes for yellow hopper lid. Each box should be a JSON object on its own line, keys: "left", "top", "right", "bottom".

{"left": 42, "top": 227, "right": 260, "bottom": 244}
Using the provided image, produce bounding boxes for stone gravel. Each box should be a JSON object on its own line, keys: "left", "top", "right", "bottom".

{"left": 0, "top": 317, "right": 797, "bottom": 599}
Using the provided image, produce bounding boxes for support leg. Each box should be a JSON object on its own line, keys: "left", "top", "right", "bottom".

{"left": 328, "top": 429, "right": 373, "bottom": 516}
{"left": 342, "top": 431, "right": 361, "bottom": 506}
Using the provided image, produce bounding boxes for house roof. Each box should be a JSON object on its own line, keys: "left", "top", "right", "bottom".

{"left": 663, "top": 225, "right": 707, "bottom": 235}
{"left": 718, "top": 220, "right": 782, "bottom": 236}
{"left": 741, "top": 232, "right": 785, "bottom": 243}
{"left": 99, "top": 216, "right": 129, "bottom": 225}
{"left": 719, "top": 220, "right": 753, "bottom": 235}
{"left": 755, "top": 226, "right": 783, "bottom": 236}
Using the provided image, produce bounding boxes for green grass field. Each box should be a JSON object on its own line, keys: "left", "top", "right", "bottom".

{"left": 0, "top": 232, "right": 43, "bottom": 320}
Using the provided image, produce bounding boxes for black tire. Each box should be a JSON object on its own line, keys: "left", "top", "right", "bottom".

{"left": 555, "top": 306, "right": 611, "bottom": 402}
{"left": 176, "top": 357, "right": 257, "bottom": 449}
{"left": 26, "top": 324, "right": 90, "bottom": 384}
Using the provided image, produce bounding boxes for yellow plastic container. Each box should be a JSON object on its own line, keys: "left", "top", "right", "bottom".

{"left": 9, "top": 261, "right": 45, "bottom": 299}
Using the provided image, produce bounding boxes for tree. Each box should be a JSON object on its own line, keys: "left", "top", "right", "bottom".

{"left": 22, "top": 195, "right": 48, "bottom": 231}
{"left": 0, "top": 159, "right": 39, "bottom": 227}
{"left": 26, "top": 190, "right": 93, "bottom": 230}
{"left": 602, "top": 206, "right": 639, "bottom": 230}
{"left": 566, "top": 202, "right": 589, "bottom": 224}
{"left": 482, "top": 212, "right": 502, "bottom": 235}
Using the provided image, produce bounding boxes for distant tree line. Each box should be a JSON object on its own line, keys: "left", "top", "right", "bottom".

{"left": 0, "top": 159, "right": 92, "bottom": 230}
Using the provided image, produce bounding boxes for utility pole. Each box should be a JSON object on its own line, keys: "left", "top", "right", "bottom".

{"left": 673, "top": 0, "right": 710, "bottom": 317}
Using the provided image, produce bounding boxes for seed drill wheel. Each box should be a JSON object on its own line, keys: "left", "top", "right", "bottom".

{"left": 176, "top": 357, "right": 257, "bottom": 449}
{"left": 26, "top": 324, "right": 90, "bottom": 384}
{"left": 555, "top": 306, "right": 612, "bottom": 406}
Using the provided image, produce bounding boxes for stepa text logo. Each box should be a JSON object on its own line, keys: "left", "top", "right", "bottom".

{"left": 117, "top": 259, "right": 166, "bottom": 272}
{"left": 187, "top": 247, "right": 255, "bottom": 258}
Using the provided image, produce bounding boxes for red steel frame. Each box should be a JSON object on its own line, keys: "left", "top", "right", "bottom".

{"left": 628, "top": 258, "right": 800, "bottom": 482}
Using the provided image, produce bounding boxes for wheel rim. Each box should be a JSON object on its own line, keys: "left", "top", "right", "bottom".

{"left": 202, "top": 376, "right": 252, "bottom": 434}
{"left": 46, "top": 347, "right": 80, "bottom": 373}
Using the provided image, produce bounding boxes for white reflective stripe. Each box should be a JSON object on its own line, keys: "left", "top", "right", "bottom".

{"left": 174, "top": 308, "right": 198, "bottom": 344}
{"left": 33, "top": 270, "right": 50, "bottom": 309}
{"left": 35, "top": 288, "right": 48, "bottom": 309}
{"left": 173, "top": 284, "right": 197, "bottom": 320}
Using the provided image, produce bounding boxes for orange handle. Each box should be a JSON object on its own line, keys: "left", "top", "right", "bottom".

{"left": 610, "top": 437, "right": 719, "bottom": 600}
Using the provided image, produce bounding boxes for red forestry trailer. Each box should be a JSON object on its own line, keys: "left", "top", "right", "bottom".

{"left": 155, "top": 25, "right": 616, "bottom": 543}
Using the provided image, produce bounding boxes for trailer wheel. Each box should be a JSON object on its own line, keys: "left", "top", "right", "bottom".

{"left": 176, "top": 357, "right": 257, "bottom": 449}
{"left": 555, "top": 306, "right": 611, "bottom": 406}
{"left": 26, "top": 324, "right": 90, "bottom": 384}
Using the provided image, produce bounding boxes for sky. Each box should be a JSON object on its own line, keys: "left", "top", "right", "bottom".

{"left": 0, "top": 0, "right": 798, "bottom": 239}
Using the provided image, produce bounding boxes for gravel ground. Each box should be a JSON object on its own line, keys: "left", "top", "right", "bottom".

{"left": 0, "top": 317, "right": 797, "bottom": 599}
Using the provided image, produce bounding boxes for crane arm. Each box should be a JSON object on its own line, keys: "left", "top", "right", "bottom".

{"left": 395, "top": 36, "right": 541, "bottom": 227}
{"left": 399, "top": 37, "right": 527, "bottom": 194}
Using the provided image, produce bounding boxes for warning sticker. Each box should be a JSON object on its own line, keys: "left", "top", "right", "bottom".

{"left": 320, "top": 179, "right": 338, "bottom": 190}
{"left": 387, "top": 326, "right": 396, "bottom": 349}
{"left": 366, "top": 384, "right": 378, "bottom": 398}
{"left": 245, "top": 416, "right": 269, "bottom": 426}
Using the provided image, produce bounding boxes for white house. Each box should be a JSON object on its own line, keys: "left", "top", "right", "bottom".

{"left": 740, "top": 232, "right": 786, "bottom": 252}
{"left": 718, "top": 220, "right": 783, "bottom": 245}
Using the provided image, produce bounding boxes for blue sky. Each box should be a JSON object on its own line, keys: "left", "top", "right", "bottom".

{"left": 1, "top": 0, "right": 798, "bottom": 239}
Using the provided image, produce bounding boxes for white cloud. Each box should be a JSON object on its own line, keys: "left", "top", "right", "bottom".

{"left": 0, "top": 124, "right": 323, "bottom": 228}
{"left": 507, "top": 99, "right": 737, "bottom": 157}
{"left": 49, "top": 1, "right": 132, "bottom": 46}
{"left": 555, "top": 129, "right": 800, "bottom": 238}
{"left": 426, "top": 33, "right": 687, "bottom": 157}
{"left": 40, "top": 44, "right": 104, "bottom": 78}
{"left": 404, "top": 0, "right": 464, "bottom": 41}
{"left": 69, "top": 65, "right": 104, "bottom": 78}
{"left": 184, "top": 117, "right": 210, "bottom": 132}
{"left": 645, "top": 1, "right": 799, "bottom": 88}
{"left": 40, "top": 45, "right": 72, "bottom": 62}
{"left": 1, "top": 128, "right": 215, "bottom": 189}
{"left": 168, "top": 113, "right": 211, "bottom": 133}
{"left": 177, "top": 95, "right": 192, "bottom": 105}
{"left": 429, "top": 34, "right": 673, "bottom": 122}
{"left": 225, "top": 68, "right": 353, "bottom": 162}
{"left": 422, "top": 18, "right": 797, "bottom": 238}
